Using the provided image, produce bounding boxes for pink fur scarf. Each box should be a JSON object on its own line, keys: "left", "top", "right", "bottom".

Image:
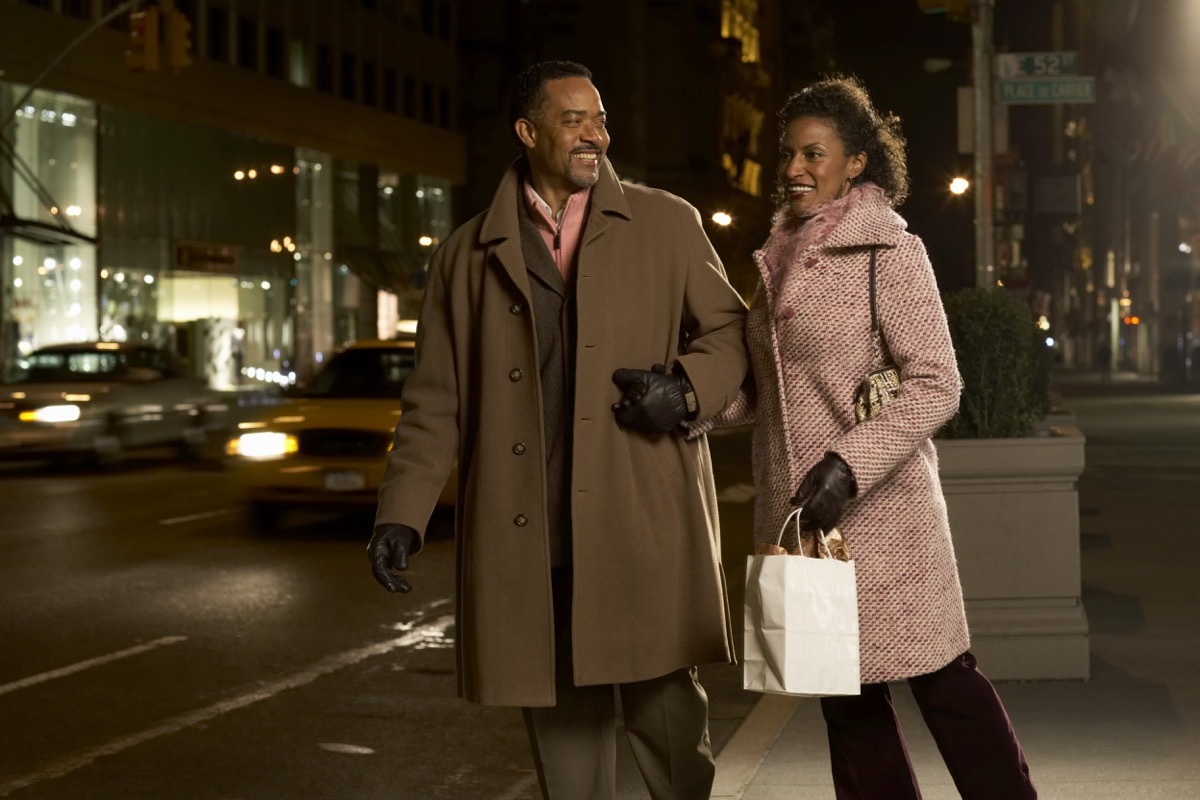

{"left": 760, "top": 182, "right": 887, "bottom": 305}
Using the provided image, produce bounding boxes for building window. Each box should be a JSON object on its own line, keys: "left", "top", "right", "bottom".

{"left": 421, "top": 82, "right": 434, "bottom": 124}
{"left": 340, "top": 53, "right": 358, "bottom": 101}
{"left": 362, "top": 61, "right": 378, "bottom": 107}
{"left": 1, "top": 87, "right": 99, "bottom": 356}
{"left": 400, "top": 0, "right": 417, "bottom": 28}
{"left": 420, "top": 0, "right": 434, "bottom": 34}
{"left": 383, "top": 69, "right": 398, "bottom": 113}
{"left": 289, "top": 37, "right": 311, "bottom": 88}
{"left": 207, "top": 6, "right": 229, "bottom": 62}
{"left": 316, "top": 44, "right": 334, "bottom": 93}
{"left": 265, "top": 26, "right": 286, "bottom": 79}
{"left": 438, "top": 88, "right": 451, "bottom": 129}
{"left": 62, "top": 0, "right": 89, "bottom": 19}
{"left": 437, "top": 0, "right": 451, "bottom": 39}
{"left": 721, "top": 0, "right": 760, "bottom": 64}
{"left": 402, "top": 75, "right": 416, "bottom": 118}
{"left": 175, "top": 0, "right": 196, "bottom": 26}
{"left": 236, "top": 15, "right": 257, "bottom": 70}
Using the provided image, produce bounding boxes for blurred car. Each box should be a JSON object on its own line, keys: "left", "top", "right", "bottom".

{"left": 0, "top": 341, "right": 229, "bottom": 466}
{"left": 225, "top": 338, "right": 455, "bottom": 530}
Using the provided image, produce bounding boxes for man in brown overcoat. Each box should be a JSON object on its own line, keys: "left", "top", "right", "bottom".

{"left": 367, "top": 61, "right": 748, "bottom": 799}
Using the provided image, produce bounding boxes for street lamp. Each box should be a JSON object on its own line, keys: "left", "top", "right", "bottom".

{"left": 950, "top": 177, "right": 970, "bottom": 195}
{"left": 711, "top": 212, "right": 732, "bottom": 227}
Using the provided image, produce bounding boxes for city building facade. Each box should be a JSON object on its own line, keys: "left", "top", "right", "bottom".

{"left": 1, "top": 0, "right": 463, "bottom": 387}
{"left": 996, "top": 0, "right": 1200, "bottom": 380}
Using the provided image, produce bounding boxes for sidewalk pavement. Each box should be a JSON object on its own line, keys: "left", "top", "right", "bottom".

{"left": 705, "top": 372, "right": 1200, "bottom": 799}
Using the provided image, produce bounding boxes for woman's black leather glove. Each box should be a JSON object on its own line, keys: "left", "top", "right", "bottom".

{"left": 611, "top": 363, "right": 697, "bottom": 434}
{"left": 367, "top": 523, "right": 418, "bottom": 593}
{"left": 791, "top": 453, "right": 857, "bottom": 531}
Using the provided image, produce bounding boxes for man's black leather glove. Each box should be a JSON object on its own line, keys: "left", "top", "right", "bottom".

{"left": 791, "top": 453, "right": 857, "bottom": 532}
{"left": 611, "top": 363, "right": 697, "bottom": 435}
{"left": 368, "top": 523, "right": 418, "bottom": 593}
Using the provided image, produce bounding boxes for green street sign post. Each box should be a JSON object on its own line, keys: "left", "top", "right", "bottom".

{"left": 997, "top": 76, "right": 1096, "bottom": 105}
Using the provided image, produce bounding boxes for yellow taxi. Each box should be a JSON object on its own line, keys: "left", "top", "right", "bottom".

{"left": 225, "top": 338, "right": 454, "bottom": 530}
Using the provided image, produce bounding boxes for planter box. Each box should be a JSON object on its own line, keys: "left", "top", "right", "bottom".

{"left": 935, "top": 425, "right": 1089, "bottom": 680}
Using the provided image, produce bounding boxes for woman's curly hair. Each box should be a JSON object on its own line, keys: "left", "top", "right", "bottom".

{"left": 776, "top": 74, "right": 909, "bottom": 208}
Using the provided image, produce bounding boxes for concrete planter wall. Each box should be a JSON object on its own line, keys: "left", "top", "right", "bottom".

{"left": 935, "top": 426, "right": 1089, "bottom": 680}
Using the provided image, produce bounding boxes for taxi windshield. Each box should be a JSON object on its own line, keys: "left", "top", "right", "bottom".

{"left": 302, "top": 348, "right": 414, "bottom": 398}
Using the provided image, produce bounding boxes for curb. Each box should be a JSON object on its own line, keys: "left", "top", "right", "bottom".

{"left": 712, "top": 694, "right": 799, "bottom": 799}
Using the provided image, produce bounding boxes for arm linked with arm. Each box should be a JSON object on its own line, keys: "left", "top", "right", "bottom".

{"left": 671, "top": 205, "right": 750, "bottom": 423}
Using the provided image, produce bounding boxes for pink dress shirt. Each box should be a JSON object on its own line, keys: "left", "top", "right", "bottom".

{"left": 522, "top": 182, "right": 592, "bottom": 284}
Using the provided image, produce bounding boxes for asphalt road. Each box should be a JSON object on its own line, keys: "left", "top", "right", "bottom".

{"left": 0, "top": 452, "right": 530, "bottom": 799}
{"left": 0, "top": 431, "right": 756, "bottom": 800}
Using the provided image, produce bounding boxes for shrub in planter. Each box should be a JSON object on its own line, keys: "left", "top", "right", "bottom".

{"left": 940, "top": 287, "right": 1050, "bottom": 439}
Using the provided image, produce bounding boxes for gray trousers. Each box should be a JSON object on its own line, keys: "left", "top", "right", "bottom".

{"left": 522, "top": 570, "right": 715, "bottom": 800}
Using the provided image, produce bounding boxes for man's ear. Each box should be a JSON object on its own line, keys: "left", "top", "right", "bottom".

{"left": 515, "top": 118, "right": 537, "bottom": 149}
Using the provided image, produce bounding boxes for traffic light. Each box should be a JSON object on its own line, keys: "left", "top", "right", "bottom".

{"left": 125, "top": 8, "right": 160, "bottom": 72}
{"left": 165, "top": 8, "right": 193, "bottom": 70}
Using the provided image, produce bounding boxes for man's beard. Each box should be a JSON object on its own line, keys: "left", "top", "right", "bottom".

{"left": 567, "top": 164, "right": 600, "bottom": 189}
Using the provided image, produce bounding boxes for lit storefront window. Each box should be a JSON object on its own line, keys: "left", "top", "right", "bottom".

{"left": 1, "top": 85, "right": 98, "bottom": 365}
{"left": 95, "top": 107, "right": 296, "bottom": 389}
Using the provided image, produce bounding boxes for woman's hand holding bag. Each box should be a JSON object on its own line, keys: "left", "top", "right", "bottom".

{"left": 743, "top": 507, "right": 860, "bottom": 697}
{"left": 792, "top": 453, "right": 857, "bottom": 532}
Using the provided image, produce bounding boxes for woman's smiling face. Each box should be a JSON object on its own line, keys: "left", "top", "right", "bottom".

{"left": 778, "top": 116, "right": 867, "bottom": 217}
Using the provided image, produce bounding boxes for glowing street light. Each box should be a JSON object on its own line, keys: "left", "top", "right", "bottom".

{"left": 949, "top": 177, "right": 970, "bottom": 195}
{"left": 711, "top": 211, "right": 732, "bottom": 226}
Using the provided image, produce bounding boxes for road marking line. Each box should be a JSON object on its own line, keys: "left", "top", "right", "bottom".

{"left": 318, "top": 743, "right": 375, "bottom": 755}
{"left": 711, "top": 694, "right": 799, "bottom": 799}
{"left": 0, "top": 614, "right": 455, "bottom": 798}
{"left": 0, "top": 636, "right": 188, "bottom": 697}
{"left": 159, "top": 509, "right": 232, "bottom": 525}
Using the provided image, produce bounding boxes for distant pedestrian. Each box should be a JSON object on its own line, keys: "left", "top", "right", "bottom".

{"left": 366, "top": 61, "right": 748, "bottom": 800}
{"left": 699, "top": 74, "right": 1037, "bottom": 799}
{"left": 1097, "top": 340, "right": 1113, "bottom": 383}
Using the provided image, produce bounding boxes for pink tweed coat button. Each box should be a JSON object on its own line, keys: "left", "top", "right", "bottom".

{"left": 780, "top": 305, "right": 796, "bottom": 319}
{"left": 804, "top": 257, "right": 818, "bottom": 268}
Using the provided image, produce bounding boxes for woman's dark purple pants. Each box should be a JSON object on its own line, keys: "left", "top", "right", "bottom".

{"left": 819, "top": 652, "right": 1037, "bottom": 799}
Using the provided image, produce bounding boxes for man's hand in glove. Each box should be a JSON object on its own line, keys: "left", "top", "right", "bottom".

{"left": 611, "top": 363, "right": 697, "bottom": 435}
{"left": 791, "top": 453, "right": 858, "bottom": 532}
{"left": 368, "top": 523, "right": 418, "bottom": 593}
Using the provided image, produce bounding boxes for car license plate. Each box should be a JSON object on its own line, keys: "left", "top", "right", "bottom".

{"left": 324, "top": 470, "right": 365, "bottom": 491}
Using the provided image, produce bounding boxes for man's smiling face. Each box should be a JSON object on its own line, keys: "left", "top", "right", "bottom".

{"left": 517, "top": 76, "right": 610, "bottom": 207}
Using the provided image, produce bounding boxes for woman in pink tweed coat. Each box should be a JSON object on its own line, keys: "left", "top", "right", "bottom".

{"left": 728, "top": 76, "right": 1037, "bottom": 799}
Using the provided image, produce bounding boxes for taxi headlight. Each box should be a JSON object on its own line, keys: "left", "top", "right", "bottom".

{"left": 19, "top": 404, "right": 81, "bottom": 423}
{"left": 227, "top": 431, "right": 299, "bottom": 459}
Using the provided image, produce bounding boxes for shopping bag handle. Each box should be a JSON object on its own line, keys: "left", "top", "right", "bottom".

{"left": 776, "top": 507, "right": 833, "bottom": 559}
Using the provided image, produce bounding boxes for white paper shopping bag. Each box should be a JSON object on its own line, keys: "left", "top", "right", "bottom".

{"left": 743, "top": 508, "right": 860, "bottom": 697}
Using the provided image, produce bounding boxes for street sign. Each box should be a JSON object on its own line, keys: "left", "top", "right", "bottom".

{"left": 998, "top": 77, "right": 1096, "bottom": 105}
{"left": 996, "top": 51, "right": 1079, "bottom": 79}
